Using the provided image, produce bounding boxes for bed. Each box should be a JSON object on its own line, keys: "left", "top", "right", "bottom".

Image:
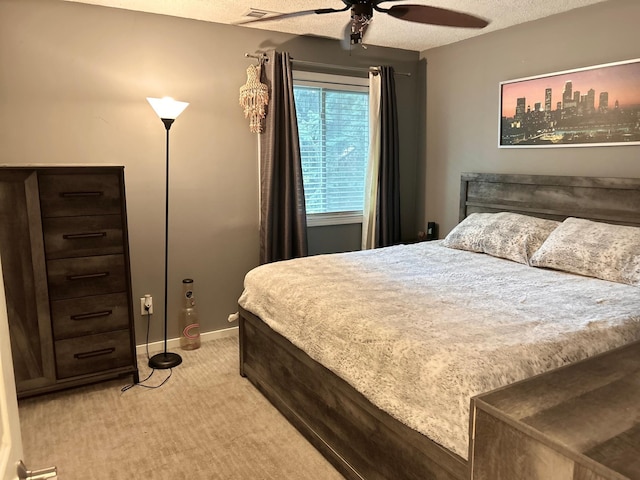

{"left": 237, "top": 173, "right": 640, "bottom": 480}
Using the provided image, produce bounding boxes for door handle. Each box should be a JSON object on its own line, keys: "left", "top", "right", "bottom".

{"left": 17, "top": 460, "right": 57, "bottom": 480}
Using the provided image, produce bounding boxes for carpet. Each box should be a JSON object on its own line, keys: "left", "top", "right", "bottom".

{"left": 18, "top": 335, "right": 344, "bottom": 480}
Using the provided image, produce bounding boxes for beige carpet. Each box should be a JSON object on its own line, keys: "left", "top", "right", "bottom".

{"left": 18, "top": 335, "right": 345, "bottom": 480}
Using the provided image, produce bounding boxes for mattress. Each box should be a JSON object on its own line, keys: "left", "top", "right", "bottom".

{"left": 238, "top": 241, "right": 640, "bottom": 459}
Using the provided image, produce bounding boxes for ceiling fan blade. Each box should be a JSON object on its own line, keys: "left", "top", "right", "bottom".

{"left": 387, "top": 4, "right": 489, "bottom": 28}
{"left": 235, "top": 6, "right": 347, "bottom": 25}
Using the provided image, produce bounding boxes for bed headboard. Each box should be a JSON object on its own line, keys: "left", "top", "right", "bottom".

{"left": 459, "top": 173, "right": 640, "bottom": 227}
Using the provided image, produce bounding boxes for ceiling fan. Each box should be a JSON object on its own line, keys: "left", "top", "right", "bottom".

{"left": 237, "top": 0, "right": 489, "bottom": 46}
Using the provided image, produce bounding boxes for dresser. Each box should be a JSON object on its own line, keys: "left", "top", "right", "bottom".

{"left": 0, "top": 166, "right": 138, "bottom": 398}
{"left": 470, "top": 341, "right": 640, "bottom": 480}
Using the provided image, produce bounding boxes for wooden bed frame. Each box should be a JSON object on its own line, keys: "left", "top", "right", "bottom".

{"left": 239, "top": 173, "right": 640, "bottom": 480}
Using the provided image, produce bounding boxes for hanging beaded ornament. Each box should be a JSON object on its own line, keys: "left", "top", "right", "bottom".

{"left": 239, "top": 63, "right": 269, "bottom": 134}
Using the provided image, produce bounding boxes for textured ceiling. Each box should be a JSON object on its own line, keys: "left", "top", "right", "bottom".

{"left": 62, "top": 0, "right": 607, "bottom": 51}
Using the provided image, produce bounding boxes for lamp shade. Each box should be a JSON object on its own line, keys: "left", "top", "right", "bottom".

{"left": 147, "top": 97, "right": 189, "bottom": 120}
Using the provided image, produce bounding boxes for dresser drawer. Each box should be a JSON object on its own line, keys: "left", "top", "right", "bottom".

{"left": 47, "top": 254, "right": 126, "bottom": 300}
{"left": 51, "top": 293, "right": 130, "bottom": 340}
{"left": 43, "top": 215, "right": 124, "bottom": 260}
{"left": 55, "top": 330, "right": 133, "bottom": 379}
{"left": 39, "top": 173, "right": 122, "bottom": 217}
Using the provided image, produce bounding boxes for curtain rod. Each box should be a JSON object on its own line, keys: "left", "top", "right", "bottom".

{"left": 292, "top": 59, "right": 411, "bottom": 77}
{"left": 244, "top": 53, "right": 411, "bottom": 77}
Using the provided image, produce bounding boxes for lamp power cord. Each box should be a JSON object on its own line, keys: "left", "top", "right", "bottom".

{"left": 120, "top": 304, "right": 173, "bottom": 393}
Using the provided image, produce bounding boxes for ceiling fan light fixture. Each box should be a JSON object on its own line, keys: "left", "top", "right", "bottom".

{"left": 350, "top": 2, "right": 373, "bottom": 45}
{"left": 350, "top": 15, "right": 372, "bottom": 44}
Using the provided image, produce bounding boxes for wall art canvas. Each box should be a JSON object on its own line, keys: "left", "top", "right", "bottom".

{"left": 499, "top": 58, "right": 640, "bottom": 147}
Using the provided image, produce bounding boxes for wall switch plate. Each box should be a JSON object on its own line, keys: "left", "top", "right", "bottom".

{"left": 140, "top": 295, "right": 153, "bottom": 315}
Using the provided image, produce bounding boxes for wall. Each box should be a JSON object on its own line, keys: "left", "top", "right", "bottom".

{"left": 308, "top": 223, "right": 362, "bottom": 255}
{"left": 0, "top": 0, "right": 420, "bottom": 343}
{"left": 418, "top": 0, "right": 640, "bottom": 237}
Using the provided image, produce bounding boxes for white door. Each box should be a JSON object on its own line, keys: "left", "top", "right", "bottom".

{"left": 0, "top": 256, "right": 23, "bottom": 480}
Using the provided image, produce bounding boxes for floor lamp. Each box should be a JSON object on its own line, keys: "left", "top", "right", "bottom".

{"left": 146, "top": 96, "right": 189, "bottom": 370}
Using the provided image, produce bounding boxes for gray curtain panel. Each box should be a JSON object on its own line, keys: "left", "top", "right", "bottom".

{"left": 376, "top": 66, "right": 401, "bottom": 247}
{"left": 259, "top": 50, "right": 308, "bottom": 264}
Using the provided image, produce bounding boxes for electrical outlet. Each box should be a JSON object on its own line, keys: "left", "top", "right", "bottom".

{"left": 140, "top": 295, "right": 153, "bottom": 315}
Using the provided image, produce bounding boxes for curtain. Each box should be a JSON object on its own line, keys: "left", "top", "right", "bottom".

{"left": 361, "top": 72, "right": 381, "bottom": 250}
{"left": 259, "top": 50, "right": 308, "bottom": 264}
{"left": 362, "top": 66, "right": 401, "bottom": 249}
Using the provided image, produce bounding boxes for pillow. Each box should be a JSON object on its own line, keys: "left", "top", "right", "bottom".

{"left": 442, "top": 212, "right": 560, "bottom": 265}
{"left": 530, "top": 217, "right": 640, "bottom": 286}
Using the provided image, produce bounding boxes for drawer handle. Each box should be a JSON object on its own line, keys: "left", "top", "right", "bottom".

{"left": 63, "top": 232, "right": 107, "bottom": 240}
{"left": 67, "top": 272, "right": 109, "bottom": 281}
{"left": 70, "top": 310, "right": 113, "bottom": 321}
{"left": 61, "top": 191, "right": 104, "bottom": 198}
{"left": 74, "top": 347, "right": 115, "bottom": 360}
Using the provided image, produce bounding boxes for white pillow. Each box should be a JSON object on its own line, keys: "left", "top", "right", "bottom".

{"left": 442, "top": 212, "right": 560, "bottom": 265}
{"left": 530, "top": 217, "right": 640, "bottom": 286}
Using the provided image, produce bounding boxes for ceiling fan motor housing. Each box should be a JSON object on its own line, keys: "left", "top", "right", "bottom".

{"left": 350, "top": 1, "right": 374, "bottom": 16}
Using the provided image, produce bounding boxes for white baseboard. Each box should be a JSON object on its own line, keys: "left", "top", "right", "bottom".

{"left": 136, "top": 326, "right": 238, "bottom": 356}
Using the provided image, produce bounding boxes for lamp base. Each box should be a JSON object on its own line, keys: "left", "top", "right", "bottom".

{"left": 148, "top": 351, "right": 182, "bottom": 370}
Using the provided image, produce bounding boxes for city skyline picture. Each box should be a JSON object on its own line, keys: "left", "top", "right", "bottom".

{"left": 499, "top": 58, "right": 640, "bottom": 147}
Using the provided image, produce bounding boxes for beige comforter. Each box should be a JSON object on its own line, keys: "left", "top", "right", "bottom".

{"left": 238, "top": 241, "right": 640, "bottom": 458}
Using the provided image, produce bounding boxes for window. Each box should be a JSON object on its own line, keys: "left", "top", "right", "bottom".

{"left": 293, "top": 71, "right": 369, "bottom": 226}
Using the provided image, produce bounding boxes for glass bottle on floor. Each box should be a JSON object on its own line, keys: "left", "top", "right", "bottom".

{"left": 179, "top": 278, "right": 201, "bottom": 350}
